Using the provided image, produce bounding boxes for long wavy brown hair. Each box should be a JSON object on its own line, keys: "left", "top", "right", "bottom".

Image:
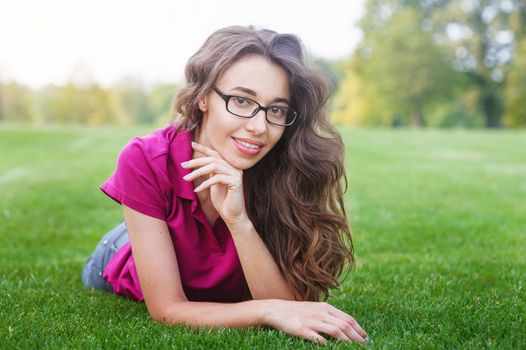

{"left": 171, "top": 25, "right": 354, "bottom": 301}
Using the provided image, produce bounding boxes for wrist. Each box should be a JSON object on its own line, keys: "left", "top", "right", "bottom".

{"left": 226, "top": 217, "right": 254, "bottom": 235}
{"left": 253, "top": 299, "right": 274, "bottom": 326}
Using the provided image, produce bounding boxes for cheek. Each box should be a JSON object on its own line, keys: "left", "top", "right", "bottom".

{"left": 206, "top": 112, "right": 233, "bottom": 140}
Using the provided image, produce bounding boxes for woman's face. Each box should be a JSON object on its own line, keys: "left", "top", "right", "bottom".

{"left": 196, "top": 54, "right": 290, "bottom": 170}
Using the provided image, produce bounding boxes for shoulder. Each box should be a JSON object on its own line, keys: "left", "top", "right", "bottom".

{"left": 121, "top": 123, "right": 182, "bottom": 162}
{"left": 115, "top": 123, "right": 193, "bottom": 191}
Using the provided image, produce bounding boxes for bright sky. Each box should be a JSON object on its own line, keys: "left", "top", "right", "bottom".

{"left": 0, "top": 0, "right": 365, "bottom": 89}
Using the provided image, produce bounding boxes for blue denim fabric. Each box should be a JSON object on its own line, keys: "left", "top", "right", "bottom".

{"left": 81, "top": 221, "right": 129, "bottom": 292}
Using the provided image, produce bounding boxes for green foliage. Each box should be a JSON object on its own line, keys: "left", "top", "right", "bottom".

{"left": 0, "top": 81, "right": 178, "bottom": 126}
{"left": 0, "top": 82, "right": 40, "bottom": 123}
{"left": 312, "top": 57, "right": 346, "bottom": 95}
{"left": 427, "top": 94, "right": 485, "bottom": 128}
{"left": 47, "top": 83, "right": 117, "bottom": 125}
{"left": 335, "top": 8, "right": 459, "bottom": 127}
{"left": 1, "top": 125, "right": 525, "bottom": 348}
{"left": 503, "top": 38, "right": 526, "bottom": 127}
{"left": 334, "top": 0, "right": 526, "bottom": 128}
{"left": 110, "top": 77, "right": 153, "bottom": 125}
{"left": 435, "top": 0, "right": 511, "bottom": 127}
{"left": 509, "top": 2, "right": 526, "bottom": 41}
{"left": 147, "top": 83, "right": 178, "bottom": 126}
{"left": 332, "top": 66, "right": 380, "bottom": 127}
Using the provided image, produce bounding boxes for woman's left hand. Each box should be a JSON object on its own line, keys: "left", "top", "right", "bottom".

{"left": 181, "top": 142, "right": 249, "bottom": 227}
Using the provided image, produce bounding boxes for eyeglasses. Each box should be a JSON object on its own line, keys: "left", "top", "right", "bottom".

{"left": 213, "top": 86, "right": 297, "bottom": 127}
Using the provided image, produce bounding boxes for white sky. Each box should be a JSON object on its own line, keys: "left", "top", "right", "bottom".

{"left": 0, "top": 0, "right": 365, "bottom": 89}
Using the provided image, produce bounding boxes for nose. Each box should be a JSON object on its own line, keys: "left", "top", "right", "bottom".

{"left": 245, "top": 109, "right": 267, "bottom": 135}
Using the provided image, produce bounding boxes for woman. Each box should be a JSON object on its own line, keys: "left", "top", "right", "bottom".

{"left": 82, "top": 25, "right": 368, "bottom": 344}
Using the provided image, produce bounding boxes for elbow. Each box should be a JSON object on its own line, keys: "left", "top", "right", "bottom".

{"left": 148, "top": 306, "right": 171, "bottom": 324}
{"left": 149, "top": 308, "right": 170, "bottom": 324}
{"left": 147, "top": 301, "right": 187, "bottom": 325}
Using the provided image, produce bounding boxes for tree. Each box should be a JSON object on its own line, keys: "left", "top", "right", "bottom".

{"left": 147, "top": 83, "right": 178, "bottom": 126}
{"left": 350, "top": 0, "right": 526, "bottom": 128}
{"left": 110, "top": 76, "right": 153, "bottom": 125}
{"left": 503, "top": 37, "right": 526, "bottom": 127}
{"left": 433, "top": 0, "right": 519, "bottom": 127}
{"left": 331, "top": 62, "right": 392, "bottom": 126}
{"left": 335, "top": 7, "right": 457, "bottom": 127}
{"left": 47, "top": 83, "right": 116, "bottom": 125}
{"left": 509, "top": 0, "right": 526, "bottom": 41}
{"left": 1, "top": 82, "right": 39, "bottom": 122}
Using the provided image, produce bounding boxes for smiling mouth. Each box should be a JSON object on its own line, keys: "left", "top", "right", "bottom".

{"left": 232, "top": 137, "right": 264, "bottom": 155}
{"left": 235, "top": 139, "right": 260, "bottom": 149}
{"left": 233, "top": 137, "right": 264, "bottom": 148}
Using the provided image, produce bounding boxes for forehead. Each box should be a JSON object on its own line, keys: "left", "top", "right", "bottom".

{"left": 216, "top": 54, "right": 290, "bottom": 101}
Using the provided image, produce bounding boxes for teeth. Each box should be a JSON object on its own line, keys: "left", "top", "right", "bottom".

{"left": 236, "top": 139, "right": 261, "bottom": 149}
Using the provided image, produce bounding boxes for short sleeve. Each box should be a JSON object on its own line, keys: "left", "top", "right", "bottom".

{"left": 100, "top": 140, "right": 167, "bottom": 220}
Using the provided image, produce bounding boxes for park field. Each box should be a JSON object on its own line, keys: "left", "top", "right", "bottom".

{"left": 0, "top": 123, "right": 525, "bottom": 349}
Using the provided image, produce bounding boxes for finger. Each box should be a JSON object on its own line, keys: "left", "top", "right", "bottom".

{"left": 191, "top": 142, "right": 222, "bottom": 158}
{"left": 325, "top": 315, "right": 366, "bottom": 344}
{"left": 303, "top": 330, "right": 327, "bottom": 344}
{"left": 194, "top": 174, "right": 236, "bottom": 193}
{"left": 181, "top": 156, "right": 230, "bottom": 170}
{"left": 328, "top": 306, "right": 367, "bottom": 338}
{"left": 183, "top": 163, "right": 236, "bottom": 182}
{"left": 312, "top": 321, "right": 350, "bottom": 342}
{"left": 348, "top": 317, "right": 367, "bottom": 340}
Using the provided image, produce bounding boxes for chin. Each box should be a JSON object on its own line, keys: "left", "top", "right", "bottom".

{"left": 229, "top": 158, "right": 258, "bottom": 170}
{"left": 223, "top": 152, "right": 264, "bottom": 170}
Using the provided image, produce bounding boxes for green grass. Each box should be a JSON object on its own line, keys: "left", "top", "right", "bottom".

{"left": 1, "top": 123, "right": 525, "bottom": 349}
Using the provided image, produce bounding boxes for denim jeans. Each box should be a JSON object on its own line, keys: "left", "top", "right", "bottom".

{"left": 81, "top": 221, "right": 129, "bottom": 292}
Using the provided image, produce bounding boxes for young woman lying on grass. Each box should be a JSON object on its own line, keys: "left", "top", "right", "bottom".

{"left": 82, "top": 25, "right": 368, "bottom": 345}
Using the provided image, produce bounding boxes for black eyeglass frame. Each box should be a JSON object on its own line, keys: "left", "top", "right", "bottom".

{"left": 213, "top": 86, "right": 297, "bottom": 127}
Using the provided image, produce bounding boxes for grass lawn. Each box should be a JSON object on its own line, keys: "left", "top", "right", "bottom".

{"left": 0, "top": 123, "right": 524, "bottom": 349}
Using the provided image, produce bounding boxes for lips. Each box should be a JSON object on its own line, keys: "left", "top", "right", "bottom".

{"left": 232, "top": 137, "right": 264, "bottom": 156}
{"left": 233, "top": 137, "right": 265, "bottom": 147}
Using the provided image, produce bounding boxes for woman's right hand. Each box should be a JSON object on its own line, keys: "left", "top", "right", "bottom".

{"left": 259, "top": 299, "right": 368, "bottom": 345}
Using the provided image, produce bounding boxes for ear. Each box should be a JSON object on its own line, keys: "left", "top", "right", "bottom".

{"left": 198, "top": 96, "right": 207, "bottom": 112}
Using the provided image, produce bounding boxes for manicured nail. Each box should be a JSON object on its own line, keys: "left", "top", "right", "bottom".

{"left": 364, "top": 336, "right": 370, "bottom": 345}
{"left": 191, "top": 141, "right": 199, "bottom": 147}
{"left": 193, "top": 185, "right": 201, "bottom": 192}
{"left": 181, "top": 161, "right": 189, "bottom": 167}
{"left": 183, "top": 174, "right": 190, "bottom": 180}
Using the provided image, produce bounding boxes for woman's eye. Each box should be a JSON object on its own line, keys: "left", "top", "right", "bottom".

{"left": 270, "top": 107, "right": 285, "bottom": 116}
{"left": 235, "top": 97, "right": 247, "bottom": 104}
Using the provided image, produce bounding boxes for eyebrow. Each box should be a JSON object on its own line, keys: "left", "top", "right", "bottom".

{"left": 231, "top": 86, "right": 290, "bottom": 104}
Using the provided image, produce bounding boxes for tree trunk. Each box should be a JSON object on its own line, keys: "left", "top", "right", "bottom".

{"left": 483, "top": 98, "right": 500, "bottom": 128}
{"left": 481, "top": 86, "right": 501, "bottom": 128}
{"left": 411, "top": 102, "right": 426, "bottom": 128}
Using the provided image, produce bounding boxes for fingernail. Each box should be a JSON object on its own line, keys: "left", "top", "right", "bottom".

{"left": 183, "top": 174, "right": 190, "bottom": 180}
{"left": 181, "top": 161, "right": 189, "bottom": 167}
{"left": 191, "top": 141, "right": 199, "bottom": 147}
{"left": 364, "top": 336, "right": 370, "bottom": 345}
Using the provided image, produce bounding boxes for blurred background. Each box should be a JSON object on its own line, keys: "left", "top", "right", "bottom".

{"left": 1, "top": 0, "right": 525, "bottom": 129}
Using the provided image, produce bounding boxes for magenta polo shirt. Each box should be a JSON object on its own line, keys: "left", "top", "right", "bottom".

{"left": 99, "top": 123, "right": 251, "bottom": 302}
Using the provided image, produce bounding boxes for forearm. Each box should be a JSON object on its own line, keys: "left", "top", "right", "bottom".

{"left": 228, "top": 220, "right": 297, "bottom": 300}
{"left": 156, "top": 299, "right": 268, "bottom": 329}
